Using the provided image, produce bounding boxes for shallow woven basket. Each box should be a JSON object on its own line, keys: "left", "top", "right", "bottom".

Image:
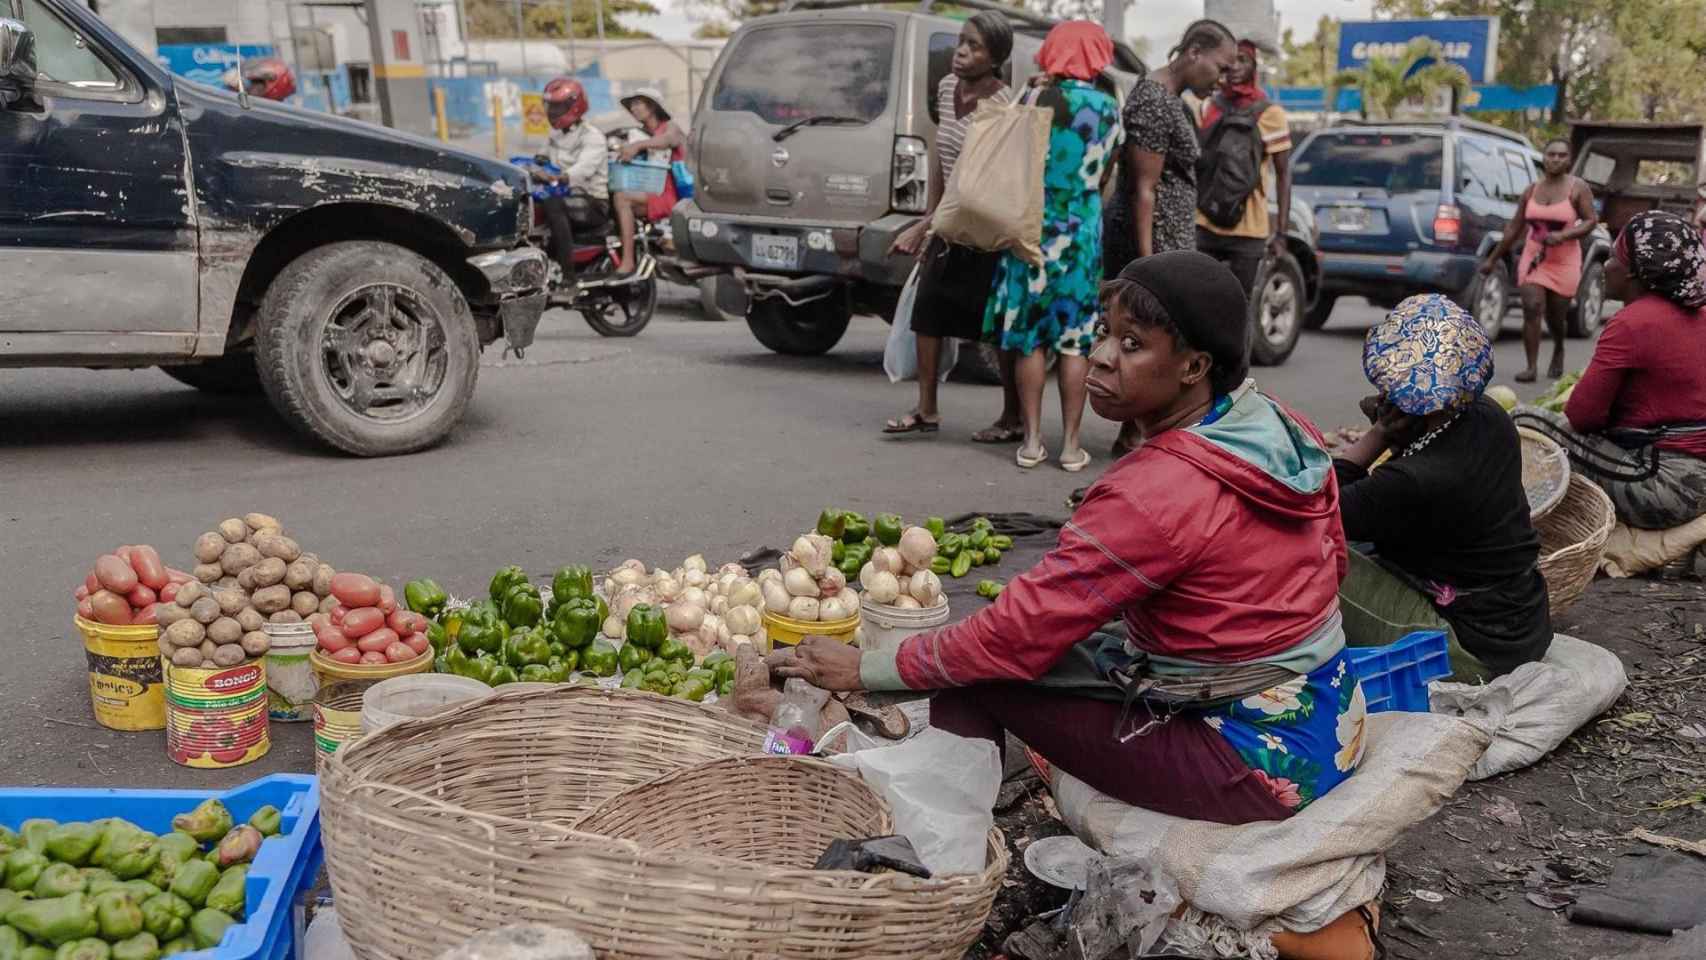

{"left": 573, "top": 755, "right": 893, "bottom": 867}
{"left": 1518, "top": 427, "right": 1571, "bottom": 522}
{"left": 1536, "top": 473, "right": 1616, "bottom": 616}
{"left": 320, "top": 686, "right": 1008, "bottom": 960}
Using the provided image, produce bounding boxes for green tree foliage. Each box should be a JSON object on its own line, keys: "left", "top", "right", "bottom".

{"left": 1278, "top": 15, "right": 1339, "bottom": 88}
{"left": 465, "top": 0, "right": 660, "bottom": 41}
{"left": 1331, "top": 38, "right": 1471, "bottom": 120}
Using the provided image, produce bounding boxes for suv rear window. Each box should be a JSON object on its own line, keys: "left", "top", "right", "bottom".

{"left": 712, "top": 24, "right": 896, "bottom": 125}
{"left": 1293, "top": 132, "right": 1443, "bottom": 194}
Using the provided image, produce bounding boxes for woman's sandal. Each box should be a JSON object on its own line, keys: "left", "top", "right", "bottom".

{"left": 1514, "top": 368, "right": 1538, "bottom": 384}
{"left": 1016, "top": 444, "right": 1048, "bottom": 468}
{"left": 882, "top": 411, "right": 940, "bottom": 434}
{"left": 1059, "top": 449, "right": 1093, "bottom": 473}
{"left": 972, "top": 424, "right": 1024, "bottom": 444}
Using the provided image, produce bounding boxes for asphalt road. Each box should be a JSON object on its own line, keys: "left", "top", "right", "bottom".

{"left": 0, "top": 293, "right": 1592, "bottom": 788}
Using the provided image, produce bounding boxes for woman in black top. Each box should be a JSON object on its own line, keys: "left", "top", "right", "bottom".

{"left": 1335, "top": 294, "right": 1552, "bottom": 681}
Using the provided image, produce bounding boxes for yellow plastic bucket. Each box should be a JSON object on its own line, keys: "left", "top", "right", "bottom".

{"left": 313, "top": 681, "right": 368, "bottom": 771}
{"left": 163, "top": 659, "right": 271, "bottom": 769}
{"left": 761, "top": 609, "right": 860, "bottom": 649}
{"left": 309, "top": 648, "right": 434, "bottom": 684}
{"left": 75, "top": 616, "right": 165, "bottom": 731}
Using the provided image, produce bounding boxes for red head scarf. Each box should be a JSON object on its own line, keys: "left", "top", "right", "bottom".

{"left": 1036, "top": 21, "right": 1115, "bottom": 82}
{"left": 1202, "top": 40, "right": 1262, "bottom": 127}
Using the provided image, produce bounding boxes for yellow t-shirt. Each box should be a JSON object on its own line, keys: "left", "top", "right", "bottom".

{"left": 1194, "top": 101, "right": 1293, "bottom": 240}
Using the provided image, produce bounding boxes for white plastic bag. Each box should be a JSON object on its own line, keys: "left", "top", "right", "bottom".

{"left": 882, "top": 265, "right": 957, "bottom": 384}
{"left": 829, "top": 727, "right": 999, "bottom": 875}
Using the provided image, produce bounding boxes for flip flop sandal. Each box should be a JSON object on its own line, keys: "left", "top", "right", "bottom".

{"left": 972, "top": 425, "right": 1023, "bottom": 444}
{"left": 1059, "top": 450, "right": 1093, "bottom": 473}
{"left": 882, "top": 413, "right": 940, "bottom": 434}
{"left": 1016, "top": 445, "right": 1048, "bottom": 469}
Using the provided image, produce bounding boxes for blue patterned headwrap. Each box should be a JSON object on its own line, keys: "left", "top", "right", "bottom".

{"left": 1362, "top": 294, "right": 1494, "bottom": 416}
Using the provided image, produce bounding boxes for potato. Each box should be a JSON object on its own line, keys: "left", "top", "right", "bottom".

{"left": 250, "top": 557, "right": 287, "bottom": 589}
{"left": 251, "top": 584, "right": 291, "bottom": 615}
{"left": 291, "top": 590, "right": 319, "bottom": 617}
{"left": 297, "top": 553, "right": 320, "bottom": 570}
{"left": 311, "top": 564, "right": 336, "bottom": 598}
{"left": 218, "top": 518, "right": 248, "bottom": 543}
{"left": 240, "top": 631, "right": 270, "bottom": 657}
{"left": 212, "top": 643, "right": 246, "bottom": 667}
{"left": 190, "top": 596, "right": 221, "bottom": 625}
{"left": 237, "top": 566, "right": 259, "bottom": 592}
{"left": 214, "top": 588, "right": 246, "bottom": 617}
{"left": 198, "top": 639, "right": 218, "bottom": 660}
{"left": 158, "top": 635, "right": 176, "bottom": 659}
{"left": 155, "top": 603, "right": 191, "bottom": 627}
{"left": 244, "top": 513, "right": 281, "bottom": 535}
{"left": 193, "top": 532, "right": 227, "bottom": 564}
{"left": 262, "top": 535, "right": 300, "bottom": 562}
{"left": 207, "top": 617, "right": 242, "bottom": 645}
{"left": 171, "top": 647, "right": 203, "bottom": 668}
{"left": 283, "top": 559, "right": 315, "bottom": 592}
{"left": 268, "top": 610, "right": 303, "bottom": 624}
{"left": 164, "top": 619, "right": 205, "bottom": 648}
{"left": 174, "top": 580, "right": 202, "bottom": 607}
{"left": 215, "top": 577, "right": 240, "bottom": 591}
{"left": 193, "top": 563, "right": 223, "bottom": 584}
{"left": 318, "top": 595, "right": 338, "bottom": 616}
{"left": 220, "top": 542, "right": 262, "bottom": 576}
{"left": 237, "top": 607, "right": 265, "bottom": 632}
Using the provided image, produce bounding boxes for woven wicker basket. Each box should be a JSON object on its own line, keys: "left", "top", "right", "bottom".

{"left": 1536, "top": 473, "right": 1616, "bottom": 616}
{"left": 321, "top": 686, "right": 1008, "bottom": 960}
{"left": 1518, "top": 427, "right": 1571, "bottom": 522}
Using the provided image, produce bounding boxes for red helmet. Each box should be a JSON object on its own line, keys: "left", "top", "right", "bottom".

{"left": 542, "top": 76, "right": 588, "bottom": 130}
{"left": 240, "top": 58, "right": 295, "bottom": 101}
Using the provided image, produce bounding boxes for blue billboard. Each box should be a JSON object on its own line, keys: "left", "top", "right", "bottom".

{"left": 1337, "top": 17, "right": 1498, "bottom": 84}
{"left": 155, "top": 44, "right": 276, "bottom": 88}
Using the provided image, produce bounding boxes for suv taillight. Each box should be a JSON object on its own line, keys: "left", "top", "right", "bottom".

{"left": 892, "top": 136, "right": 928, "bottom": 214}
{"left": 1433, "top": 204, "right": 1461, "bottom": 247}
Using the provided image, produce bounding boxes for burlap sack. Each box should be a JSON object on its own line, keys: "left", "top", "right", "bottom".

{"left": 930, "top": 98, "right": 1048, "bottom": 267}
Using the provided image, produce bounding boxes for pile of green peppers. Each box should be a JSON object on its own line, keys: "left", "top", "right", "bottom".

{"left": 0, "top": 800, "right": 283, "bottom": 960}
{"left": 932, "top": 518, "right": 1012, "bottom": 579}
{"left": 613, "top": 605, "right": 732, "bottom": 701}
{"left": 433, "top": 564, "right": 616, "bottom": 687}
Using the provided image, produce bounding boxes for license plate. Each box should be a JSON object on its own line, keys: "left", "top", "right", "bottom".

{"left": 750, "top": 234, "right": 799, "bottom": 270}
{"left": 1328, "top": 207, "right": 1371, "bottom": 232}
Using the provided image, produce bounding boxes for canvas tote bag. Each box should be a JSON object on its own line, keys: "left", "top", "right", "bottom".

{"left": 930, "top": 94, "right": 1049, "bottom": 267}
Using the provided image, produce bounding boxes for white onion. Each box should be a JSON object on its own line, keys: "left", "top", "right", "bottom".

{"left": 680, "top": 586, "right": 708, "bottom": 609}
{"left": 761, "top": 580, "right": 792, "bottom": 614}
{"left": 684, "top": 569, "right": 709, "bottom": 589}
{"left": 867, "top": 571, "right": 900, "bottom": 604}
{"left": 788, "top": 596, "right": 820, "bottom": 621}
{"left": 790, "top": 534, "right": 835, "bottom": 577}
{"left": 909, "top": 570, "right": 942, "bottom": 605}
{"left": 725, "top": 604, "right": 761, "bottom": 635}
{"left": 818, "top": 567, "right": 847, "bottom": 595}
{"left": 684, "top": 554, "right": 709, "bottom": 574}
{"left": 730, "top": 633, "right": 752, "bottom": 650}
{"left": 610, "top": 567, "right": 643, "bottom": 588}
{"left": 654, "top": 577, "right": 682, "bottom": 602}
{"left": 783, "top": 567, "right": 820, "bottom": 598}
{"left": 819, "top": 596, "right": 850, "bottom": 621}
{"left": 858, "top": 562, "right": 877, "bottom": 590}
{"left": 601, "top": 614, "right": 625, "bottom": 639}
{"left": 839, "top": 590, "right": 861, "bottom": 613}
{"left": 757, "top": 568, "right": 783, "bottom": 586}
{"left": 899, "top": 527, "right": 938, "bottom": 569}
{"left": 872, "top": 547, "right": 904, "bottom": 576}
{"left": 710, "top": 596, "right": 729, "bottom": 616}
{"left": 893, "top": 595, "right": 922, "bottom": 609}
{"left": 719, "top": 562, "right": 748, "bottom": 578}
{"left": 618, "top": 559, "right": 646, "bottom": 574}
{"left": 665, "top": 601, "right": 706, "bottom": 633}
{"left": 728, "top": 580, "right": 762, "bottom": 609}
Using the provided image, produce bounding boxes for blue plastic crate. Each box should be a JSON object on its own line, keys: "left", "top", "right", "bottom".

{"left": 609, "top": 159, "right": 669, "bottom": 194}
{"left": 0, "top": 774, "right": 322, "bottom": 960}
{"left": 1348, "top": 630, "right": 1452, "bottom": 713}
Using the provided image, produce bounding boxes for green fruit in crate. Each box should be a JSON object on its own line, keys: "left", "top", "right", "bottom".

{"left": 53, "top": 940, "right": 109, "bottom": 960}
{"left": 140, "top": 894, "right": 190, "bottom": 942}
{"left": 20, "top": 822, "right": 56, "bottom": 856}
{"left": 44, "top": 825, "right": 100, "bottom": 867}
{"left": 94, "top": 890, "right": 144, "bottom": 940}
{"left": 166, "top": 861, "right": 216, "bottom": 910}
{"left": 158, "top": 939, "right": 191, "bottom": 958}
{"left": 7, "top": 892, "right": 98, "bottom": 945}
{"left": 247, "top": 807, "right": 281, "bottom": 839}
{"left": 110, "top": 933, "right": 159, "bottom": 960}
{"left": 617, "top": 641, "right": 650, "bottom": 674}
{"left": 187, "top": 910, "right": 233, "bottom": 951}
{"left": 4, "top": 851, "right": 48, "bottom": 893}
{"left": 35, "top": 863, "right": 86, "bottom": 899}
{"left": 204, "top": 867, "right": 245, "bottom": 919}
{"left": 0, "top": 927, "right": 26, "bottom": 960}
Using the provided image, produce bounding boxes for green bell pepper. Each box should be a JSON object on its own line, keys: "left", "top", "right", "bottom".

{"left": 717, "top": 677, "right": 734, "bottom": 698}
{"left": 938, "top": 535, "right": 963, "bottom": 559}
{"left": 4, "top": 851, "right": 47, "bottom": 892}
{"left": 616, "top": 641, "right": 649, "bottom": 674}
{"left": 581, "top": 639, "right": 619, "bottom": 678}
{"left": 713, "top": 659, "right": 737, "bottom": 688}
{"left": 500, "top": 583, "right": 543, "bottom": 629}
{"left": 45, "top": 824, "right": 101, "bottom": 867}
{"left": 20, "top": 822, "right": 56, "bottom": 856}
{"left": 246, "top": 807, "right": 281, "bottom": 840}
{"left": 544, "top": 657, "right": 575, "bottom": 683}
{"left": 187, "top": 910, "right": 233, "bottom": 951}
{"left": 837, "top": 555, "right": 863, "bottom": 580}
{"left": 972, "top": 516, "right": 995, "bottom": 531}
{"left": 924, "top": 516, "right": 946, "bottom": 539}
{"left": 94, "top": 890, "right": 143, "bottom": 940}
{"left": 454, "top": 607, "right": 507, "bottom": 658}
{"left": 640, "top": 669, "right": 672, "bottom": 695}
{"left": 52, "top": 940, "right": 107, "bottom": 960}
{"left": 990, "top": 534, "right": 1014, "bottom": 550}
{"left": 841, "top": 513, "right": 870, "bottom": 545}
{"left": 459, "top": 654, "right": 497, "bottom": 686}
{"left": 619, "top": 670, "right": 645, "bottom": 690}
{"left": 7, "top": 892, "right": 97, "bottom": 945}
{"left": 139, "top": 895, "right": 190, "bottom": 943}
{"left": 930, "top": 556, "right": 951, "bottom": 576}
{"left": 488, "top": 565, "right": 528, "bottom": 604}
{"left": 167, "top": 861, "right": 217, "bottom": 909}
{"left": 873, "top": 514, "right": 903, "bottom": 547}
{"left": 671, "top": 678, "right": 712, "bottom": 702}
{"left": 170, "top": 803, "right": 231, "bottom": 847}
{"left": 950, "top": 552, "right": 972, "bottom": 579}
{"left": 549, "top": 566, "right": 596, "bottom": 610}
{"left": 967, "top": 549, "right": 986, "bottom": 566}
{"left": 204, "top": 868, "right": 244, "bottom": 919}
{"left": 503, "top": 627, "right": 551, "bottom": 670}
{"left": 0, "top": 926, "right": 25, "bottom": 960}
{"left": 831, "top": 540, "right": 845, "bottom": 565}
{"left": 656, "top": 636, "right": 694, "bottom": 667}
{"left": 157, "top": 940, "right": 190, "bottom": 958}
{"left": 548, "top": 598, "right": 600, "bottom": 650}
{"left": 968, "top": 527, "right": 991, "bottom": 550}
{"left": 976, "top": 579, "right": 1004, "bottom": 599}
{"left": 34, "top": 863, "right": 85, "bottom": 899}
{"left": 486, "top": 664, "right": 518, "bottom": 687}
{"left": 425, "top": 620, "right": 450, "bottom": 656}
{"left": 109, "top": 934, "right": 158, "bottom": 960}
{"left": 815, "top": 509, "right": 847, "bottom": 539}
{"left": 518, "top": 664, "right": 553, "bottom": 684}
{"left": 624, "top": 605, "right": 667, "bottom": 651}
{"left": 403, "top": 580, "right": 448, "bottom": 619}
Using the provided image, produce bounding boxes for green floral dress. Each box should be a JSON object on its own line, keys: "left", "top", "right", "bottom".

{"left": 1202, "top": 650, "right": 1368, "bottom": 811}
{"left": 983, "top": 79, "right": 1124, "bottom": 357}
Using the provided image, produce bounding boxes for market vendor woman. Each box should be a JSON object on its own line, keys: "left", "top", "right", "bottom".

{"left": 1334, "top": 295, "right": 1552, "bottom": 682}
{"left": 772, "top": 251, "right": 1367, "bottom": 824}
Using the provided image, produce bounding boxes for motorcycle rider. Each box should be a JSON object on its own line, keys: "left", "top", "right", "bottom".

{"left": 538, "top": 76, "right": 610, "bottom": 284}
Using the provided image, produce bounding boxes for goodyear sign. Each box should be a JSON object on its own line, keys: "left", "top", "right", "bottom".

{"left": 1338, "top": 17, "right": 1498, "bottom": 84}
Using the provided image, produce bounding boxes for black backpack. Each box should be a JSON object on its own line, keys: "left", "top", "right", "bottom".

{"left": 1195, "top": 96, "right": 1268, "bottom": 229}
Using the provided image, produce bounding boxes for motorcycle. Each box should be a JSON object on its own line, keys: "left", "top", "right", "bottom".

{"left": 510, "top": 155, "right": 659, "bottom": 338}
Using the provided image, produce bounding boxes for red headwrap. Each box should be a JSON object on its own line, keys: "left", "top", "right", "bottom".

{"left": 1036, "top": 21, "right": 1115, "bottom": 82}
{"left": 1201, "top": 40, "right": 1262, "bottom": 128}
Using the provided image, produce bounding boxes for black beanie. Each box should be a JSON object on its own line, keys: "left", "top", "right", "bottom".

{"left": 1116, "top": 250, "right": 1251, "bottom": 392}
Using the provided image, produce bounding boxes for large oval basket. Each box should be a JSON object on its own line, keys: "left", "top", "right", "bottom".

{"left": 320, "top": 686, "right": 1007, "bottom": 960}
{"left": 1536, "top": 473, "right": 1616, "bottom": 616}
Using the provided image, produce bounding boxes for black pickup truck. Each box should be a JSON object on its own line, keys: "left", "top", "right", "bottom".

{"left": 0, "top": 0, "right": 546, "bottom": 456}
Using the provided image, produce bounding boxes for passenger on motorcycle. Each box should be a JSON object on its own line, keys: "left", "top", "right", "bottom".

{"left": 539, "top": 77, "right": 610, "bottom": 283}
{"left": 614, "top": 88, "right": 686, "bottom": 276}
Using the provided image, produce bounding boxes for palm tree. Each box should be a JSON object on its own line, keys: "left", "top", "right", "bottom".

{"left": 1331, "top": 38, "right": 1473, "bottom": 119}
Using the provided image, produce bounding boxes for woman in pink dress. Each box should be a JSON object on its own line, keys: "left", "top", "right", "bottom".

{"left": 1480, "top": 139, "right": 1598, "bottom": 382}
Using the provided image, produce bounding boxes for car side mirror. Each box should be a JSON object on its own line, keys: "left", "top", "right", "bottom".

{"left": 0, "top": 18, "right": 38, "bottom": 105}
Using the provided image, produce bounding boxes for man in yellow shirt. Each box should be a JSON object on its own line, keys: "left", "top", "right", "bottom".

{"left": 1194, "top": 40, "right": 1292, "bottom": 299}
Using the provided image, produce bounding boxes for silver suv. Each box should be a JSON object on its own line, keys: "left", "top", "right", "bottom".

{"left": 673, "top": 0, "right": 1142, "bottom": 356}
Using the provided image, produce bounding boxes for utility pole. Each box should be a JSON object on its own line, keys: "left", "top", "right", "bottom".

{"left": 513, "top": 0, "right": 529, "bottom": 76}
{"left": 564, "top": 0, "right": 578, "bottom": 70}
{"left": 594, "top": 0, "right": 606, "bottom": 66}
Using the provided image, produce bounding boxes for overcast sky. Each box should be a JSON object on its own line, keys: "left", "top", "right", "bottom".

{"left": 630, "top": 0, "right": 1377, "bottom": 57}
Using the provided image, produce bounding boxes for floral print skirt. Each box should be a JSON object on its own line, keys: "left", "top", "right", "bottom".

{"left": 1203, "top": 650, "right": 1367, "bottom": 811}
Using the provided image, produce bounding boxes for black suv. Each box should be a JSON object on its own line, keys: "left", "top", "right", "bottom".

{"left": 1291, "top": 118, "right": 1542, "bottom": 337}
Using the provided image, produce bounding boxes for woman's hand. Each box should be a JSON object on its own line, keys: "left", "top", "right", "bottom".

{"left": 1477, "top": 256, "right": 1495, "bottom": 275}
{"left": 618, "top": 143, "right": 642, "bottom": 163}
{"left": 765, "top": 636, "right": 864, "bottom": 692}
{"left": 1541, "top": 233, "right": 1564, "bottom": 247}
{"left": 890, "top": 220, "right": 928, "bottom": 257}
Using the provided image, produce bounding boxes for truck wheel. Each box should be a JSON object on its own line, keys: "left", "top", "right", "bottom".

{"left": 160, "top": 353, "right": 261, "bottom": 394}
{"left": 1249, "top": 255, "right": 1304, "bottom": 367}
{"left": 1458, "top": 262, "right": 1508, "bottom": 340}
{"left": 255, "top": 241, "right": 479, "bottom": 457}
{"left": 746, "top": 295, "right": 852, "bottom": 356}
{"left": 698, "top": 275, "right": 747, "bottom": 323}
{"left": 1302, "top": 294, "right": 1337, "bottom": 331}
{"left": 1567, "top": 259, "right": 1606, "bottom": 338}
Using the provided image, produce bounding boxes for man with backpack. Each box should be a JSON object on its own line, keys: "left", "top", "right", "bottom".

{"left": 1194, "top": 40, "right": 1293, "bottom": 298}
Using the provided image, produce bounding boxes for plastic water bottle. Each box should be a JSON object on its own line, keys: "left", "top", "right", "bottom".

{"left": 763, "top": 678, "right": 827, "bottom": 755}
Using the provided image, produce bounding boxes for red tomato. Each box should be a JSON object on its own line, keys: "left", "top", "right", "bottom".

{"left": 329, "top": 603, "right": 347, "bottom": 626}
{"left": 131, "top": 545, "right": 169, "bottom": 591}
{"left": 359, "top": 650, "right": 388, "bottom": 665}
{"left": 384, "top": 641, "right": 416, "bottom": 663}
{"left": 74, "top": 585, "right": 89, "bottom": 601}
{"left": 329, "top": 573, "right": 380, "bottom": 608}
{"left": 402, "top": 632, "right": 430, "bottom": 656}
{"left": 331, "top": 647, "right": 363, "bottom": 664}
{"left": 132, "top": 604, "right": 159, "bottom": 625}
{"left": 341, "top": 607, "right": 384, "bottom": 638}
{"left": 94, "top": 554, "right": 139, "bottom": 594}
{"left": 127, "top": 584, "right": 157, "bottom": 609}
{"left": 159, "top": 583, "right": 180, "bottom": 603}
{"left": 166, "top": 568, "right": 194, "bottom": 585}
{"left": 356, "top": 627, "right": 398, "bottom": 654}
{"left": 88, "top": 589, "right": 131, "bottom": 625}
{"left": 77, "top": 598, "right": 96, "bottom": 620}
{"left": 85, "top": 572, "right": 101, "bottom": 595}
{"left": 377, "top": 584, "right": 397, "bottom": 615}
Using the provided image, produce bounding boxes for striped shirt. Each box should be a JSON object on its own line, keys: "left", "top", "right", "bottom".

{"left": 936, "top": 74, "right": 1012, "bottom": 183}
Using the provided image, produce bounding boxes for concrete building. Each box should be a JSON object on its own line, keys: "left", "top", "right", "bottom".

{"left": 1203, "top": 0, "right": 1279, "bottom": 53}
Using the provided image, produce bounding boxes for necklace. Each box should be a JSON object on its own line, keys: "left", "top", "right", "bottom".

{"left": 1401, "top": 411, "right": 1462, "bottom": 457}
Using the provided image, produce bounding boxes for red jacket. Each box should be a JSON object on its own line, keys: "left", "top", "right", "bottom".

{"left": 861, "top": 390, "right": 1347, "bottom": 691}
{"left": 1565, "top": 295, "right": 1706, "bottom": 458}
